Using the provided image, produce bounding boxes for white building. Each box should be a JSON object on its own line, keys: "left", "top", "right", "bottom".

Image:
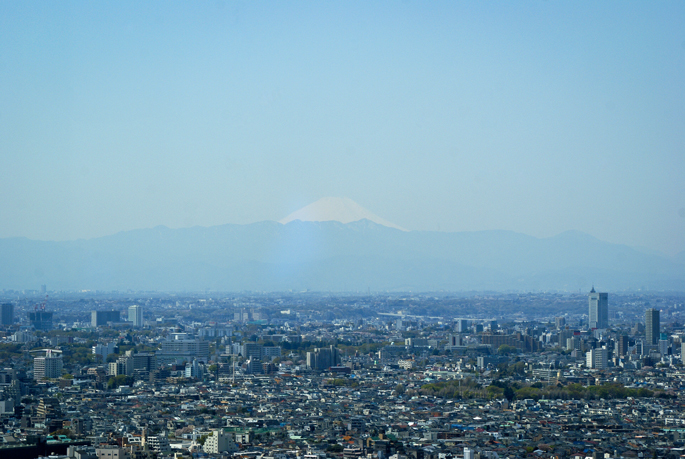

{"left": 586, "top": 348, "right": 608, "bottom": 370}
{"left": 464, "top": 447, "right": 474, "bottom": 459}
{"left": 34, "top": 353, "right": 63, "bottom": 380}
{"left": 96, "top": 446, "right": 130, "bottom": 459}
{"left": 234, "top": 433, "right": 250, "bottom": 444}
{"left": 185, "top": 359, "right": 204, "bottom": 380}
{"left": 398, "top": 359, "right": 415, "bottom": 370}
{"left": 145, "top": 435, "right": 171, "bottom": 454}
{"left": 108, "top": 356, "right": 133, "bottom": 377}
{"left": 11, "top": 330, "right": 35, "bottom": 343}
{"left": 588, "top": 288, "right": 609, "bottom": 329}
{"left": 92, "top": 342, "right": 117, "bottom": 361}
{"left": 157, "top": 333, "right": 209, "bottom": 365}
{"left": 203, "top": 429, "right": 237, "bottom": 454}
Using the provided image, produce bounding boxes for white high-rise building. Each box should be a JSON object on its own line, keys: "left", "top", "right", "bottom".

{"left": 463, "top": 447, "right": 474, "bottom": 459}
{"left": 128, "top": 305, "right": 143, "bottom": 328}
{"left": 203, "top": 430, "right": 238, "bottom": 454}
{"left": 588, "top": 287, "right": 608, "bottom": 329}
{"left": 34, "top": 351, "right": 63, "bottom": 380}
{"left": 586, "top": 348, "right": 608, "bottom": 369}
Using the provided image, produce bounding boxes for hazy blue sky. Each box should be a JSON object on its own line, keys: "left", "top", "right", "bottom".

{"left": 1, "top": 1, "right": 683, "bottom": 255}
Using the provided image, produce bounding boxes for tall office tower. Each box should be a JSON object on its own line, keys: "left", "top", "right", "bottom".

{"left": 456, "top": 319, "right": 469, "bottom": 333}
{"left": 617, "top": 335, "right": 629, "bottom": 357}
{"left": 645, "top": 308, "right": 660, "bottom": 345}
{"left": 1, "top": 304, "right": 13, "bottom": 326}
{"left": 588, "top": 287, "right": 609, "bottom": 329}
{"left": 128, "top": 305, "right": 143, "bottom": 327}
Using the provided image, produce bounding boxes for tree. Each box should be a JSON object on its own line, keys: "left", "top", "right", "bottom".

{"left": 107, "top": 374, "right": 133, "bottom": 389}
{"left": 497, "top": 345, "right": 518, "bottom": 355}
{"left": 50, "top": 428, "right": 73, "bottom": 439}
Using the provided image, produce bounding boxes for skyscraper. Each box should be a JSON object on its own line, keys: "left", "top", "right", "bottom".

{"left": 128, "top": 305, "right": 143, "bottom": 327}
{"left": 1, "top": 304, "right": 14, "bottom": 326}
{"left": 588, "top": 287, "right": 608, "bottom": 329}
{"left": 617, "top": 335, "right": 629, "bottom": 357}
{"left": 645, "top": 308, "right": 660, "bottom": 346}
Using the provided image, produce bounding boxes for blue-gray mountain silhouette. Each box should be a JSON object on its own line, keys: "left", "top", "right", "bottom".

{"left": 1, "top": 221, "right": 683, "bottom": 292}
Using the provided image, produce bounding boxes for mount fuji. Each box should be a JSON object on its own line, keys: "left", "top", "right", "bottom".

{"left": 1, "top": 199, "right": 684, "bottom": 291}
{"left": 279, "top": 197, "right": 406, "bottom": 231}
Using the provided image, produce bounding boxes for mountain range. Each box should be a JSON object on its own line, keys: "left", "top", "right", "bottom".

{"left": 1, "top": 216, "right": 684, "bottom": 292}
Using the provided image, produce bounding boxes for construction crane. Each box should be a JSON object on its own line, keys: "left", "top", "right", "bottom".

{"left": 34, "top": 294, "right": 48, "bottom": 312}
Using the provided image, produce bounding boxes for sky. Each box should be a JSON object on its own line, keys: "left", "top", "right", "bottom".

{"left": 1, "top": 1, "right": 684, "bottom": 255}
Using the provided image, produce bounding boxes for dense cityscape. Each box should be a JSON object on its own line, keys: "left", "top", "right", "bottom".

{"left": 2, "top": 2, "right": 683, "bottom": 459}
{"left": 0, "top": 288, "right": 684, "bottom": 459}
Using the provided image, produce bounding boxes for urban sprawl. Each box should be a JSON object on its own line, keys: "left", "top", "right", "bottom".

{"left": 0, "top": 289, "right": 684, "bottom": 459}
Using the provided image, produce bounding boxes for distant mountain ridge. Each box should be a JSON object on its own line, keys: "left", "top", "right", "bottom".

{"left": 1, "top": 220, "right": 683, "bottom": 292}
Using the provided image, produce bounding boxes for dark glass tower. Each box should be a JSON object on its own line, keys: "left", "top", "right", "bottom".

{"left": 645, "top": 308, "right": 660, "bottom": 346}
